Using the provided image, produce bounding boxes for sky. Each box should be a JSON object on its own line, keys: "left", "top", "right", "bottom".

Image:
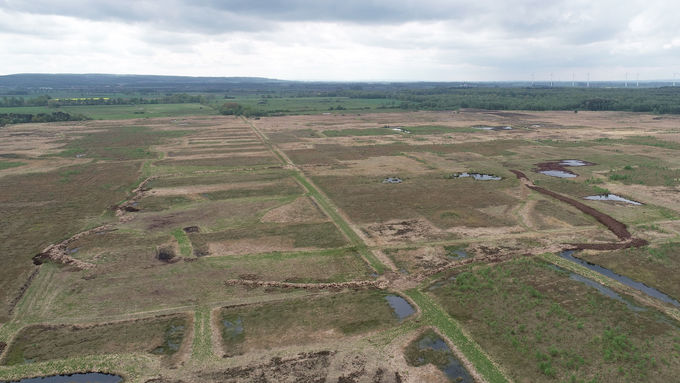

{"left": 0, "top": 0, "right": 678, "bottom": 81}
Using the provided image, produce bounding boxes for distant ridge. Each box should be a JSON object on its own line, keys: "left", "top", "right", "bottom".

{"left": 0, "top": 73, "right": 287, "bottom": 89}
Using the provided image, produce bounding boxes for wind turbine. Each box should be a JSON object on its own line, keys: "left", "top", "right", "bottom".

{"left": 587, "top": 73, "right": 590, "bottom": 88}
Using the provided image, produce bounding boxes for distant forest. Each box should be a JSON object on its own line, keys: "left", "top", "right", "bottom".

{"left": 2, "top": 74, "right": 680, "bottom": 121}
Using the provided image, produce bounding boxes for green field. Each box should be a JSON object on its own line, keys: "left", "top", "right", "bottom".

{"left": 0, "top": 103, "right": 216, "bottom": 120}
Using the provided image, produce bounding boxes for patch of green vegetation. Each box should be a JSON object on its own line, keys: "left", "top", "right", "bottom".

{"left": 171, "top": 228, "right": 193, "bottom": 257}
{"left": 427, "top": 258, "right": 680, "bottom": 382}
{"left": 201, "top": 182, "right": 301, "bottom": 201}
{"left": 0, "top": 161, "right": 26, "bottom": 170}
{"left": 0, "top": 161, "right": 140, "bottom": 322}
{"left": 137, "top": 195, "right": 193, "bottom": 212}
{"left": 606, "top": 163, "right": 680, "bottom": 186}
{"left": 51, "top": 125, "right": 187, "bottom": 160}
{"left": 595, "top": 136, "right": 680, "bottom": 151}
{"left": 0, "top": 103, "right": 216, "bottom": 120}
{"left": 191, "top": 307, "right": 213, "bottom": 361}
{"left": 410, "top": 125, "right": 479, "bottom": 134}
{"left": 323, "top": 128, "right": 397, "bottom": 137}
{"left": 2, "top": 314, "right": 189, "bottom": 365}
{"left": 190, "top": 221, "right": 347, "bottom": 255}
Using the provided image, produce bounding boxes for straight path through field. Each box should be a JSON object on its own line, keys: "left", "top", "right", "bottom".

{"left": 405, "top": 289, "right": 511, "bottom": 383}
{"left": 243, "top": 117, "right": 386, "bottom": 273}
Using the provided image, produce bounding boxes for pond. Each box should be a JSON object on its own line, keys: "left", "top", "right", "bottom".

{"left": 539, "top": 170, "right": 577, "bottom": 178}
{"left": 451, "top": 172, "right": 502, "bottom": 181}
{"left": 445, "top": 246, "right": 469, "bottom": 261}
{"left": 406, "top": 330, "right": 474, "bottom": 383}
{"left": 385, "top": 295, "right": 415, "bottom": 321}
{"left": 584, "top": 194, "right": 642, "bottom": 205}
{"left": 559, "top": 159, "right": 590, "bottom": 167}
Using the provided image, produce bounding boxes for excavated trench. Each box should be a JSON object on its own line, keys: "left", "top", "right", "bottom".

{"left": 510, "top": 169, "right": 647, "bottom": 250}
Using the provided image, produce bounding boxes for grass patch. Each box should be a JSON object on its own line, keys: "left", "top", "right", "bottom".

{"left": 0, "top": 161, "right": 26, "bottom": 170}
{"left": 219, "top": 290, "right": 400, "bottom": 355}
{"left": 579, "top": 242, "right": 680, "bottom": 301}
{"left": 171, "top": 228, "right": 193, "bottom": 257}
{"left": 427, "top": 258, "right": 680, "bottom": 382}
{"left": 2, "top": 315, "right": 188, "bottom": 365}
{"left": 52, "top": 125, "right": 187, "bottom": 160}
{"left": 189, "top": 221, "right": 347, "bottom": 255}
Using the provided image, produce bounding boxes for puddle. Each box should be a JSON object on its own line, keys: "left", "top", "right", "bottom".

{"left": 385, "top": 295, "right": 415, "bottom": 321}
{"left": 383, "top": 177, "right": 402, "bottom": 184}
{"left": 382, "top": 125, "right": 411, "bottom": 134}
{"left": 451, "top": 172, "right": 502, "bottom": 181}
{"left": 0, "top": 373, "right": 122, "bottom": 383}
{"left": 68, "top": 248, "right": 79, "bottom": 254}
{"left": 536, "top": 159, "right": 595, "bottom": 178}
{"left": 75, "top": 154, "right": 86, "bottom": 158}
{"left": 559, "top": 159, "right": 589, "bottom": 167}
{"left": 584, "top": 194, "right": 642, "bottom": 205}
{"left": 408, "top": 331, "right": 474, "bottom": 383}
{"left": 558, "top": 251, "right": 680, "bottom": 307}
{"left": 399, "top": 268, "right": 410, "bottom": 275}
{"left": 151, "top": 324, "right": 185, "bottom": 355}
{"left": 222, "top": 316, "right": 244, "bottom": 341}
{"left": 445, "top": 246, "right": 469, "bottom": 261}
{"left": 539, "top": 170, "right": 577, "bottom": 178}
{"left": 473, "top": 125, "right": 512, "bottom": 131}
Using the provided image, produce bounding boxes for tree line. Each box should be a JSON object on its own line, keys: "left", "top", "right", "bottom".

{"left": 0, "top": 112, "right": 89, "bottom": 127}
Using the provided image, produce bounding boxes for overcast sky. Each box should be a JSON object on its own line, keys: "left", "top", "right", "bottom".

{"left": 1, "top": 0, "right": 678, "bottom": 81}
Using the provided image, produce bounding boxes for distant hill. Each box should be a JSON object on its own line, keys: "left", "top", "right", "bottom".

{"left": 0, "top": 73, "right": 288, "bottom": 92}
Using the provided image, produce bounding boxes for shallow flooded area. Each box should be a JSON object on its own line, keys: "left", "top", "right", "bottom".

{"left": 535, "top": 159, "right": 595, "bottom": 178}
{"left": 548, "top": 264, "right": 646, "bottom": 312}
{"left": 472, "top": 125, "right": 512, "bottom": 131}
{"left": 151, "top": 323, "right": 185, "bottom": 355}
{"left": 445, "top": 246, "right": 469, "bottom": 260}
{"left": 539, "top": 170, "right": 577, "bottom": 178}
{"left": 0, "top": 373, "right": 122, "bottom": 383}
{"left": 405, "top": 330, "right": 474, "bottom": 383}
{"left": 382, "top": 177, "right": 402, "bottom": 184}
{"left": 450, "top": 172, "right": 501, "bottom": 181}
{"left": 385, "top": 295, "right": 415, "bottom": 321}
{"left": 558, "top": 251, "right": 680, "bottom": 307}
{"left": 584, "top": 194, "right": 642, "bottom": 205}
